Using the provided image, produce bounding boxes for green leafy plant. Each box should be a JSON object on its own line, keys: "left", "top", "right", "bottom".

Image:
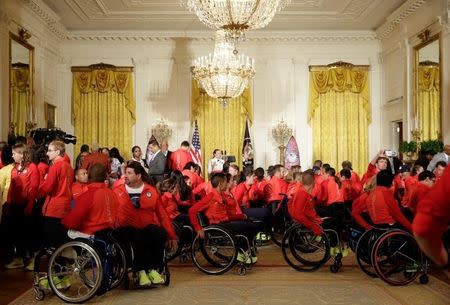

{"left": 420, "top": 139, "right": 443, "bottom": 153}
{"left": 399, "top": 141, "right": 418, "bottom": 154}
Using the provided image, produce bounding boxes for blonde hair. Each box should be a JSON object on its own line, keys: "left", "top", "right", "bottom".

{"left": 49, "top": 140, "right": 66, "bottom": 156}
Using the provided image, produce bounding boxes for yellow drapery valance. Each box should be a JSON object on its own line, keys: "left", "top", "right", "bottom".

{"left": 191, "top": 80, "right": 252, "bottom": 174}
{"left": 417, "top": 66, "right": 440, "bottom": 140}
{"left": 308, "top": 67, "right": 370, "bottom": 175}
{"left": 72, "top": 67, "right": 135, "bottom": 160}
{"left": 10, "top": 67, "right": 31, "bottom": 135}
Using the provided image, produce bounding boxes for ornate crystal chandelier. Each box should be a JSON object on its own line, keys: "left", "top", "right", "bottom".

{"left": 181, "top": 0, "right": 290, "bottom": 41}
{"left": 151, "top": 119, "right": 172, "bottom": 145}
{"left": 191, "top": 30, "right": 255, "bottom": 106}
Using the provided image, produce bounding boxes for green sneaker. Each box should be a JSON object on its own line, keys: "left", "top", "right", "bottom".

{"left": 52, "top": 276, "right": 71, "bottom": 290}
{"left": 342, "top": 248, "right": 349, "bottom": 258}
{"left": 138, "top": 270, "right": 152, "bottom": 287}
{"left": 405, "top": 263, "right": 419, "bottom": 273}
{"left": 251, "top": 256, "right": 258, "bottom": 263}
{"left": 39, "top": 278, "right": 50, "bottom": 290}
{"left": 329, "top": 247, "right": 337, "bottom": 257}
{"left": 147, "top": 269, "right": 164, "bottom": 284}
{"left": 237, "top": 252, "right": 254, "bottom": 264}
{"left": 314, "top": 236, "right": 322, "bottom": 242}
{"left": 25, "top": 258, "right": 35, "bottom": 271}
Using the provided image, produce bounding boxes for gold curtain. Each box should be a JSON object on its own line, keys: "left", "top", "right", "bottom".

{"left": 417, "top": 66, "right": 440, "bottom": 140}
{"left": 72, "top": 68, "right": 135, "bottom": 160}
{"left": 10, "top": 67, "right": 30, "bottom": 135}
{"left": 191, "top": 80, "right": 252, "bottom": 174}
{"left": 308, "top": 68, "right": 370, "bottom": 175}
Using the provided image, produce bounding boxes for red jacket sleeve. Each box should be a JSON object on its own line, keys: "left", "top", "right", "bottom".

{"left": 155, "top": 196, "right": 177, "bottom": 240}
{"left": 38, "top": 164, "right": 58, "bottom": 198}
{"left": 361, "top": 163, "right": 377, "bottom": 187}
{"left": 385, "top": 192, "right": 412, "bottom": 231}
{"left": 351, "top": 193, "right": 372, "bottom": 230}
{"left": 188, "top": 192, "right": 214, "bottom": 232}
{"left": 26, "top": 163, "right": 40, "bottom": 211}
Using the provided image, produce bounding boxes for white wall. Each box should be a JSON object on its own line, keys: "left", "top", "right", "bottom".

{"left": 380, "top": 0, "right": 450, "bottom": 149}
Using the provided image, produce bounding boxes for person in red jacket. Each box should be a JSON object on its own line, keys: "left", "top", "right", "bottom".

{"left": 340, "top": 168, "right": 362, "bottom": 207}
{"left": 182, "top": 162, "right": 202, "bottom": 189}
{"left": 413, "top": 165, "right": 450, "bottom": 267}
{"left": 4, "top": 143, "right": 39, "bottom": 269}
{"left": 71, "top": 168, "right": 89, "bottom": 200}
{"left": 288, "top": 170, "right": 323, "bottom": 236}
{"left": 38, "top": 141, "right": 74, "bottom": 249}
{"left": 248, "top": 167, "right": 267, "bottom": 208}
{"left": 62, "top": 164, "right": 118, "bottom": 235}
{"left": 114, "top": 161, "right": 177, "bottom": 287}
{"left": 188, "top": 173, "right": 258, "bottom": 263}
{"left": 338, "top": 160, "right": 361, "bottom": 185}
{"left": 406, "top": 170, "right": 434, "bottom": 215}
{"left": 169, "top": 141, "right": 193, "bottom": 172}
{"left": 265, "top": 164, "right": 288, "bottom": 214}
{"left": 365, "top": 170, "right": 412, "bottom": 231}
{"left": 361, "top": 151, "right": 388, "bottom": 189}
{"left": 402, "top": 165, "right": 423, "bottom": 206}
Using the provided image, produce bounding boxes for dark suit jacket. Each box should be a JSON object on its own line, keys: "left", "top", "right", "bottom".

{"left": 148, "top": 151, "right": 166, "bottom": 183}
{"left": 164, "top": 150, "right": 173, "bottom": 176}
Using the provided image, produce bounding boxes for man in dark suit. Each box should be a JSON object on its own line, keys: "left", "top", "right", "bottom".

{"left": 161, "top": 140, "right": 172, "bottom": 177}
{"left": 147, "top": 140, "right": 166, "bottom": 185}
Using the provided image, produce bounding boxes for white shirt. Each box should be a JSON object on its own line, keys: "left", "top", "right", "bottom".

{"left": 207, "top": 157, "right": 224, "bottom": 174}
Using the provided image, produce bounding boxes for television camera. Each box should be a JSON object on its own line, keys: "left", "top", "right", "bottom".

{"left": 30, "top": 128, "right": 77, "bottom": 146}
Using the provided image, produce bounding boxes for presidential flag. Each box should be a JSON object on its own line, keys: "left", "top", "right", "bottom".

{"left": 242, "top": 120, "right": 254, "bottom": 169}
{"left": 190, "top": 120, "right": 202, "bottom": 168}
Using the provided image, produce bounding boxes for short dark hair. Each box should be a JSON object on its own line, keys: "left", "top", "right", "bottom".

{"left": 340, "top": 168, "right": 351, "bottom": 180}
{"left": 88, "top": 163, "right": 107, "bottom": 182}
{"left": 267, "top": 165, "right": 274, "bottom": 178}
{"left": 341, "top": 160, "right": 352, "bottom": 170}
{"left": 376, "top": 170, "right": 394, "bottom": 187}
{"left": 418, "top": 170, "right": 435, "bottom": 181}
{"left": 181, "top": 141, "right": 190, "bottom": 147}
{"left": 435, "top": 161, "right": 447, "bottom": 169}
{"left": 242, "top": 166, "right": 253, "bottom": 178}
{"left": 80, "top": 144, "right": 90, "bottom": 153}
{"left": 314, "top": 160, "right": 323, "bottom": 167}
{"left": 210, "top": 173, "right": 226, "bottom": 188}
{"left": 132, "top": 145, "right": 140, "bottom": 153}
{"left": 254, "top": 167, "right": 265, "bottom": 180}
{"left": 325, "top": 167, "right": 336, "bottom": 176}
{"left": 126, "top": 161, "right": 148, "bottom": 181}
{"left": 213, "top": 149, "right": 221, "bottom": 155}
{"left": 0, "top": 146, "right": 13, "bottom": 165}
{"left": 183, "top": 161, "right": 196, "bottom": 170}
{"left": 322, "top": 163, "right": 331, "bottom": 171}
{"left": 301, "top": 169, "right": 315, "bottom": 186}
{"left": 272, "top": 164, "right": 284, "bottom": 174}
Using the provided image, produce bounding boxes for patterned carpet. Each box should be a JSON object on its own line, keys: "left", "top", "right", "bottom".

{"left": 9, "top": 245, "right": 450, "bottom": 305}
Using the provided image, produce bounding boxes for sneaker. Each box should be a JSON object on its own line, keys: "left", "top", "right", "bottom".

{"left": 147, "top": 269, "right": 164, "bottom": 284}
{"left": 236, "top": 252, "right": 254, "bottom": 264}
{"left": 329, "top": 247, "right": 337, "bottom": 257}
{"left": 25, "top": 258, "right": 35, "bottom": 271}
{"left": 39, "top": 278, "right": 50, "bottom": 290}
{"left": 314, "top": 236, "right": 322, "bottom": 242}
{"left": 138, "top": 270, "right": 152, "bottom": 287}
{"left": 5, "top": 258, "right": 24, "bottom": 269}
{"left": 342, "top": 248, "right": 349, "bottom": 258}
{"left": 405, "top": 263, "right": 419, "bottom": 273}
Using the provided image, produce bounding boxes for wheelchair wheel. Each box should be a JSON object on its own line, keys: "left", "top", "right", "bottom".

{"left": 355, "top": 229, "right": 379, "bottom": 278}
{"left": 281, "top": 224, "right": 330, "bottom": 272}
{"left": 109, "top": 242, "right": 127, "bottom": 290}
{"left": 48, "top": 240, "right": 103, "bottom": 303}
{"left": 191, "top": 226, "right": 237, "bottom": 275}
{"left": 372, "top": 230, "right": 423, "bottom": 286}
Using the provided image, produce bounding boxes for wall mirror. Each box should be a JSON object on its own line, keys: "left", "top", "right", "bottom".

{"left": 414, "top": 31, "right": 441, "bottom": 141}
{"left": 9, "top": 31, "right": 34, "bottom": 136}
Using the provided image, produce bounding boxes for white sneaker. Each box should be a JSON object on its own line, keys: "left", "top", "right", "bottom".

{"left": 5, "top": 258, "right": 24, "bottom": 269}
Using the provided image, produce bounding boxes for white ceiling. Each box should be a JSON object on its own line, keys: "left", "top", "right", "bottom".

{"left": 42, "top": 0, "right": 406, "bottom": 32}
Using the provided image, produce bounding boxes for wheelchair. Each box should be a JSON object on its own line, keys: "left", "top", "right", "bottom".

{"left": 33, "top": 231, "right": 127, "bottom": 303}
{"left": 191, "top": 213, "right": 258, "bottom": 276}
{"left": 354, "top": 227, "right": 429, "bottom": 286}
{"left": 270, "top": 193, "right": 292, "bottom": 247}
{"left": 281, "top": 222, "right": 344, "bottom": 273}
{"left": 165, "top": 221, "right": 194, "bottom": 263}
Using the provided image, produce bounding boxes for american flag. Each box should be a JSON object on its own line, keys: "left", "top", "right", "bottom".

{"left": 190, "top": 120, "right": 202, "bottom": 167}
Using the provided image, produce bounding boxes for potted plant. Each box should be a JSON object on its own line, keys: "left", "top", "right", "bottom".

{"left": 419, "top": 139, "right": 443, "bottom": 153}
{"left": 399, "top": 141, "right": 418, "bottom": 161}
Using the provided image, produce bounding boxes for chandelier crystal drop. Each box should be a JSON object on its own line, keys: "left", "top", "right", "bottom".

{"left": 191, "top": 30, "right": 255, "bottom": 106}
{"left": 181, "top": 0, "right": 290, "bottom": 40}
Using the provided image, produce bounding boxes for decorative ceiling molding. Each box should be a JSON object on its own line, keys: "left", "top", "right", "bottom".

{"left": 375, "top": 0, "right": 426, "bottom": 40}
{"left": 22, "top": 0, "right": 67, "bottom": 39}
{"left": 66, "top": 30, "right": 377, "bottom": 43}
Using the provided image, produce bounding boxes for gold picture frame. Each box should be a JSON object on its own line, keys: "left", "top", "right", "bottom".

{"left": 44, "top": 103, "right": 56, "bottom": 128}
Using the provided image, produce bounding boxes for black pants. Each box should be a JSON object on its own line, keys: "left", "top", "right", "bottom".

{"left": 42, "top": 217, "right": 68, "bottom": 249}
{"left": 131, "top": 224, "right": 167, "bottom": 271}
{"left": 7, "top": 204, "right": 30, "bottom": 258}
{"left": 219, "top": 221, "right": 258, "bottom": 253}
{"left": 243, "top": 207, "right": 271, "bottom": 232}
